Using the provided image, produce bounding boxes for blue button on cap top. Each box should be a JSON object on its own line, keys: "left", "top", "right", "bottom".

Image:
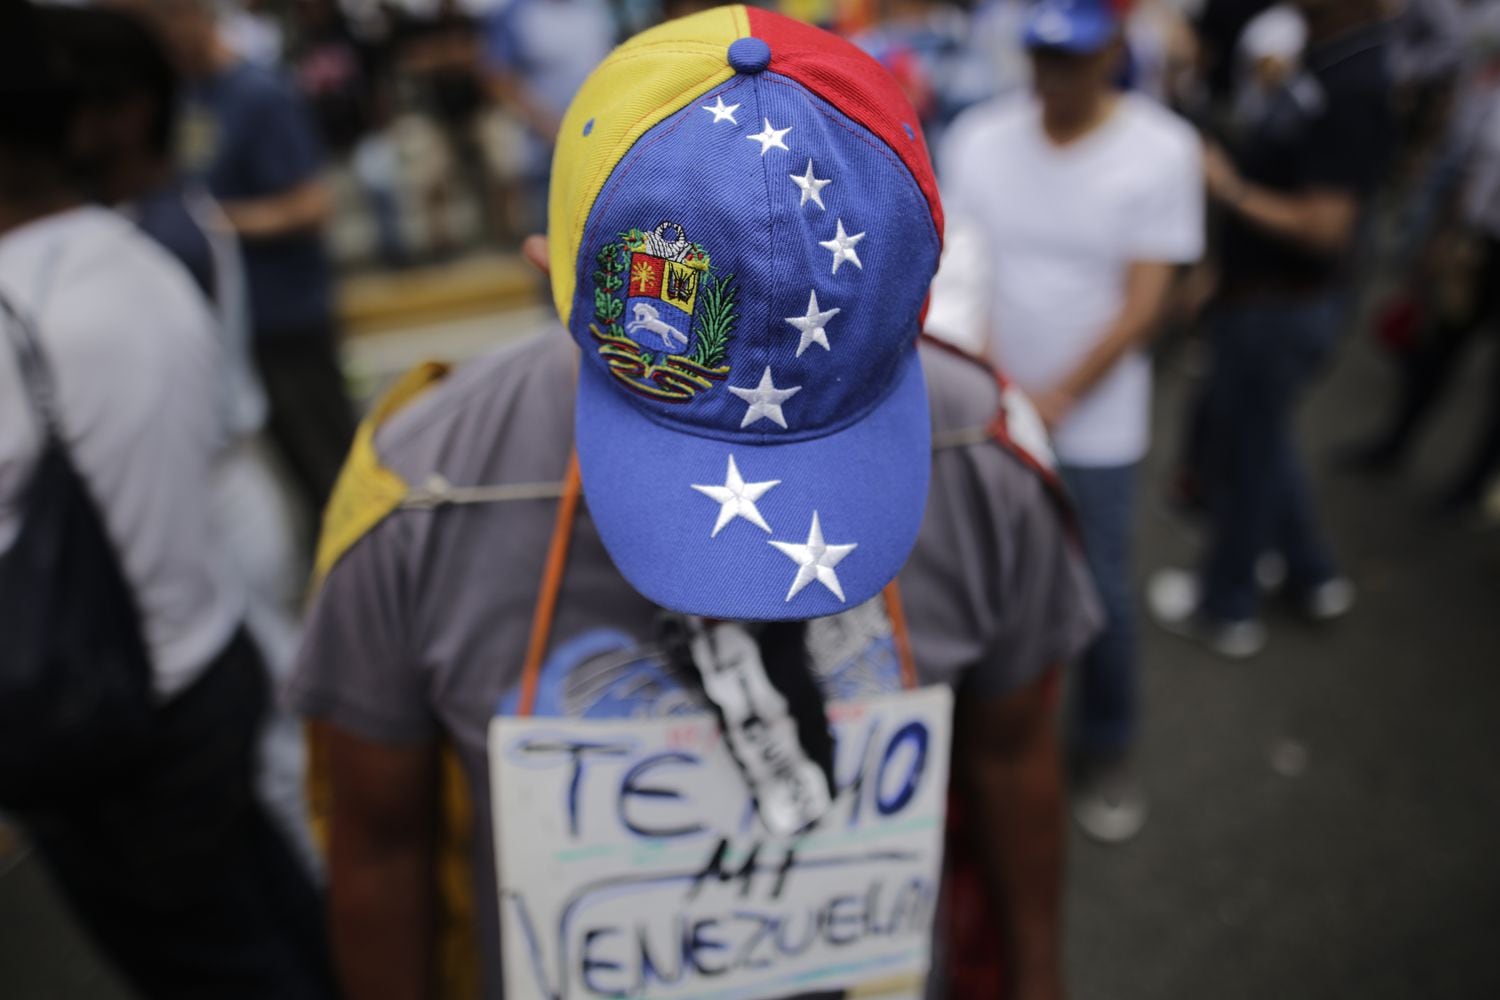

{"left": 728, "top": 37, "right": 771, "bottom": 74}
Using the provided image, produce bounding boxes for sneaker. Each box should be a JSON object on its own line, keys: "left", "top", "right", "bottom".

{"left": 1302, "top": 577, "right": 1355, "bottom": 621}
{"left": 1070, "top": 753, "right": 1148, "bottom": 844}
{"left": 1146, "top": 568, "right": 1268, "bottom": 659}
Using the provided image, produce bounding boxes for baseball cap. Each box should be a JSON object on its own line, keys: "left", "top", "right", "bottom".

{"left": 549, "top": 6, "right": 944, "bottom": 622}
{"left": 1023, "top": 0, "right": 1122, "bottom": 54}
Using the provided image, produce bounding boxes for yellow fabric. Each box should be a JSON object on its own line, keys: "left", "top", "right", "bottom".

{"left": 310, "top": 360, "right": 451, "bottom": 588}
{"left": 547, "top": 4, "right": 747, "bottom": 324}
{"left": 303, "top": 360, "right": 483, "bottom": 999}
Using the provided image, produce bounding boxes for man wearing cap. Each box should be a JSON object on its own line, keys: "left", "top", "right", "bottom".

{"left": 931, "top": 0, "right": 1204, "bottom": 843}
{"left": 292, "top": 8, "right": 1100, "bottom": 1000}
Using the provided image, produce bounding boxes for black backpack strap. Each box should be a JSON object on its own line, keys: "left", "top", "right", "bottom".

{"left": 0, "top": 290, "right": 62, "bottom": 442}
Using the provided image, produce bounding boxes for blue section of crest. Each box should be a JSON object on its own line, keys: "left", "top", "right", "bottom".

{"left": 623, "top": 295, "right": 694, "bottom": 355}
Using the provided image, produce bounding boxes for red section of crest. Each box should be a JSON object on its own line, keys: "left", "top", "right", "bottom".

{"left": 747, "top": 7, "right": 945, "bottom": 245}
{"left": 628, "top": 253, "right": 665, "bottom": 298}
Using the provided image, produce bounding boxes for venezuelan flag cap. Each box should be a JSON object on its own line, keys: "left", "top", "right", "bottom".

{"left": 552, "top": 6, "right": 943, "bottom": 621}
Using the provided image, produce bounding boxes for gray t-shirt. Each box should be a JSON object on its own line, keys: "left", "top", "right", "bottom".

{"left": 290, "top": 331, "right": 1100, "bottom": 998}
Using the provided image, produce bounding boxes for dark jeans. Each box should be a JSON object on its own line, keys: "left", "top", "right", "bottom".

{"left": 1059, "top": 463, "right": 1138, "bottom": 755}
{"left": 1200, "top": 298, "right": 1342, "bottom": 622}
{"left": 1378, "top": 234, "right": 1500, "bottom": 503}
{"left": 23, "top": 632, "right": 335, "bottom": 1000}
{"left": 253, "top": 328, "right": 356, "bottom": 520}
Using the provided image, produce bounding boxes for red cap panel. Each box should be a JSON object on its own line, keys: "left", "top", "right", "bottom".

{"left": 747, "top": 7, "right": 945, "bottom": 246}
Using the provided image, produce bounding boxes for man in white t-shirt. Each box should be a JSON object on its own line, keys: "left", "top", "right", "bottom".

{"left": 933, "top": 0, "right": 1203, "bottom": 842}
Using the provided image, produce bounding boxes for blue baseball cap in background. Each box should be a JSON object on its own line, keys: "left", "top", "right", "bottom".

{"left": 1023, "top": 0, "right": 1122, "bottom": 54}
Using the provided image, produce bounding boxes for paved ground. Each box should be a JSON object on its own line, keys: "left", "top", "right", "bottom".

{"left": 1068, "top": 328, "right": 1500, "bottom": 1000}
{"left": 2, "top": 306, "right": 1497, "bottom": 999}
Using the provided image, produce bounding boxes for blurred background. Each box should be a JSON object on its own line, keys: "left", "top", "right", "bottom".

{"left": 2, "top": 0, "right": 1499, "bottom": 997}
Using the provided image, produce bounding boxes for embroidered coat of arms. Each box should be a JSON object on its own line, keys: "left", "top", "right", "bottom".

{"left": 590, "top": 221, "right": 738, "bottom": 402}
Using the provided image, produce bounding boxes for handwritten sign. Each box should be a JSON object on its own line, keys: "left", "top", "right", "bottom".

{"left": 489, "top": 686, "right": 953, "bottom": 1000}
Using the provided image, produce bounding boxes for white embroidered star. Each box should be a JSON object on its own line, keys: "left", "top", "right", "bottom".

{"left": 784, "top": 290, "right": 840, "bottom": 357}
{"left": 702, "top": 94, "right": 740, "bottom": 125}
{"left": 746, "top": 118, "right": 792, "bottom": 156}
{"left": 769, "top": 512, "right": 858, "bottom": 603}
{"left": 690, "top": 455, "right": 780, "bottom": 538}
{"left": 728, "top": 366, "right": 801, "bottom": 429}
{"left": 789, "top": 158, "right": 832, "bottom": 210}
{"left": 819, "top": 218, "right": 865, "bottom": 274}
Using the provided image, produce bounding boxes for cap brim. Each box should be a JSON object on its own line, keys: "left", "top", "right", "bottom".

{"left": 575, "top": 344, "right": 931, "bottom": 621}
{"left": 1024, "top": 15, "right": 1118, "bottom": 53}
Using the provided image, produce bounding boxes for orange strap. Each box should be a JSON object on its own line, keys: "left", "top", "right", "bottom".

{"left": 515, "top": 449, "right": 919, "bottom": 714}
{"left": 516, "top": 451, "right": 581, "bottom": 719}
{"left": 882, "top": 578, "right": 919, "bottom": 692}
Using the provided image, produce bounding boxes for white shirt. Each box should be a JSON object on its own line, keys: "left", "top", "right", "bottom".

{"left": 0, "top": 207, "right": 242, "bottom": 699}
{"left": 934, "top": 93, "right": 1204, "bottom": 466}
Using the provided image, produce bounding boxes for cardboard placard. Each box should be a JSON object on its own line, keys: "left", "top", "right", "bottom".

{"left": 490, "top": 686, "right": 952, "bottom": 1000}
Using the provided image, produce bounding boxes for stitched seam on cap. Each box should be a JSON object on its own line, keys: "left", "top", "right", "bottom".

{"left": 752, "top": 75, "right": 779, "bottom": 445}
{"left": 571, "top": 63, "right": 733, "bottom": 275}
{"left": 580, "top": 74, "right": 750, "bottom": 253}
{"left": 757, "top": 74, "right": 938, "bottom": 258}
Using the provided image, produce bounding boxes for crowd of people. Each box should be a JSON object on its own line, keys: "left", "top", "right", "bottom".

{"left": 1, "top": 0, "right": 1497, "bottom": 999}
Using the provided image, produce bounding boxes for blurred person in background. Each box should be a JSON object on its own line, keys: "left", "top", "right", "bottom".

{"left": 1388, "top": 0, "right": 1464, "bottom": 157}
{"left": 0, "top": 2, "right": 332, "bottom": 994}
{"left": 1193, "top": 0, "right": 1276, "bottom": 107}
{"left": 1123, "top": 0, "right": 1200, "bottom": 107}
{"left": 290, "top": 0, "right": 379, "bottom": 160}
{"left": 1379, "top": 0, "right": 1465, "bottom": 280}
{"left": 932, "top": 0, "right": 1204, "bottom": 841}
{"left": 969, "top": 0, "right": 1039, "bottom": 99}
{"left": 1226, "top": 1, "right": 1306, "bottom": 131}
{"left": 222, "top": 0, "right": 286, "bottom": 68}
{"left": 1344, "top": 5, "right": 1500, "bottom": 517}
{"left": 853, "top": 0, "right": 1000, "bottom": 150}
{"left": 478, "top": 0, "right": 616, "bottom": 235}
{"left": 1155, "top": 0, "right": 1305, "bottom": 520}
{"left": 146, "top": 0, "right": 356, "bottom": 524}
{"left": 1148, "top": 0, "right": 1393, "bottom": 655}
{"left": 394, "top": 0, "right": 488, "bottom": 255}
{"left": 57, "top": 1, "right": 318, "bottom": 870}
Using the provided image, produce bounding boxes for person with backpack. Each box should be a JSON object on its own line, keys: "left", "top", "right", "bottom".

{"left": 51, "top": 0, "right": 318, "bottom": 874}
{"left": 0, "top": 2, "right": 333, "bottom": 996}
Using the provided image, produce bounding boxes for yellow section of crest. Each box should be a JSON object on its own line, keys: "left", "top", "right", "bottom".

{"left": 548, "top": 4, "right": 748, "bottom": 325}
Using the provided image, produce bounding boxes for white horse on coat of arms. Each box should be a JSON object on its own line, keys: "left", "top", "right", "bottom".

{"left": 625, "top": 301, "right": 689, "bottom": 351}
